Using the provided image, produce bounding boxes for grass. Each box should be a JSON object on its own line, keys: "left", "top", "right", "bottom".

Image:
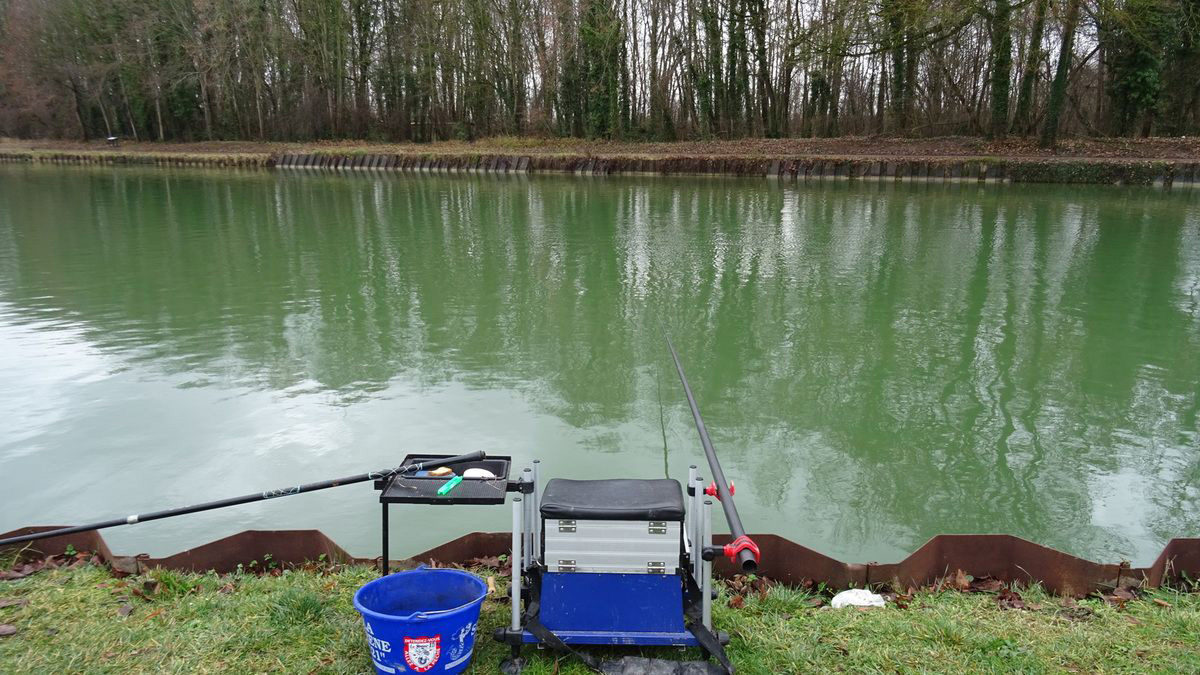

{"left": 1, "top": 562, "right": 1198, "bottom": 673}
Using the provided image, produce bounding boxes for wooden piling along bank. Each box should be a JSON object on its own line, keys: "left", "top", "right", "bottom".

{"left": 4, "top": 149, "right": 1199, "bottom": 187}
{"left": 2, "top": 525, "right": 1197, "bottom": 597}
{"left": 274, "top": 152, "right": 1200, "bottom": 187}
{"left": 0, "top": 151, "right": 269, "bottom": 168}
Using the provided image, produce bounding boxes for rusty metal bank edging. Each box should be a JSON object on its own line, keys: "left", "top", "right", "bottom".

{"left": 2, "top": 526, "right": 1196, "bottom": 597}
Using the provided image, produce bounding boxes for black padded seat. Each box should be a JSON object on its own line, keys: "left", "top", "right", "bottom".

{"left": 539, "top": 478, "right": 685, "bottom": 521}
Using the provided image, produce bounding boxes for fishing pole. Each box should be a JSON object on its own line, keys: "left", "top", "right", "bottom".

{"left": 0, "top": 451, "right": 486, "bottom": 548}
{"left": 666, "top": 336, "right": 760, "bottom": 572}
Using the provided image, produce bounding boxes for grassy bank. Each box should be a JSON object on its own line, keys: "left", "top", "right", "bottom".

{"left": 1, "top": 560, "right": 1197, "bottom": 674}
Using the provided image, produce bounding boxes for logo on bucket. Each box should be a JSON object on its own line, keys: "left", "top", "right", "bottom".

{"left": 403, "top": 635, "right": 441, "bottom": 672}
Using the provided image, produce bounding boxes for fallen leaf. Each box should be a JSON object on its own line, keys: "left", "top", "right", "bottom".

{"left": 996, "top": 588, "right": 1026, "bottom": 610}
{"left": 728, "top": 595, "right": 745, "bottom": 609}
{"left": 0, "top": 598, "right": 29, "bottom": 609}
{"left": 468, "top": 556, "right": 503, "bottom": 569}
{"left": 804, "top": 597, "right": 825, "bottom": 608}
{"left": 1113, "top": 587, "right": 1138, "bottom": 601}
{"left": 0, "top": 624, "right": 16, "bottom": 637}
{"left": 945, "top": 569, "right": 970, "bottom": 592}
{"left": 306, "top": 656, "right": 336, "bottom": 675}
{"left": 218, "top": 583, "right": 235, "bottom": 594}
{"left": 142, "top": 579, "right": 161, "bottom": 595}
{"left": 1153, "top": 598, "right": 1172, "bottom": 608}
{"left": 118, "top": 604, "right": 134, "bottom": 617}
{"left": 0, "top": 562, "right": 44, "bottom": 581}
{"left": 969, "top": 577, "right": 1005, "bottom": 593}
{"left": 142, "top": 608, "right": 163, "bottom": 621}
{"left": 1099, "top": 587, "right": 1139, "bottom": 610}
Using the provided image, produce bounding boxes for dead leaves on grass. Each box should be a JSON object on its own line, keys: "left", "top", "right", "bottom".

{"left": 2, "top": 550, "right": 96, "bottom": 581}
{"left": 1096, "top": 586, "right": 1140, "bottom": 610}
{"left": 930, "top": 570, "right": 1049, "bottom": 612}
{"left": 466, "top": 555, "right": 512, "bottom": 577}
{"left": 935, "top": 570, "right": 1009, "bottom": 594}
{"left": 726, "top": 574, "right": 776, "bottom": 608}
{"left": 996, "top": 588, "right": 1026, "bottom": 610}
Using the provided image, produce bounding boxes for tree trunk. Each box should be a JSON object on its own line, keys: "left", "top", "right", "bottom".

{"left": 1039, "top": 0, "right": 1081, "bottom": 148}
{"left": 1011, "top": 0, "right": 1047, "bottom": 135}
{"left": 68, "top": 79, "right": 90, "bottom": 141}
{"left": 988, "top": 0, "right": 1013, "bottom": 139}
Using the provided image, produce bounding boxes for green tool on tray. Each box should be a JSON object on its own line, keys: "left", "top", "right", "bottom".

{"left": 436, "top": 475, "right": 463, "bottom": 496}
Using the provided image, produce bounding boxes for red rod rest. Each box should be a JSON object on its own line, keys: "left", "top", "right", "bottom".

{"left": 704, "top": 481, "right": 735, "bottom": 500}
{"left": 722, "top": 535, "right": 760, "bottom": 564}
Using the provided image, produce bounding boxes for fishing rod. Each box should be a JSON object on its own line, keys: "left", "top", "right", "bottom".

{"left": 0, "top": 451, "right": 486, "bottom": 548}
{"left": 667, "top": 336, "right": 760, "bottom": 573}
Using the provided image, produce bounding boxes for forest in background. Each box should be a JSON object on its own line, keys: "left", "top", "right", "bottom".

{"left": 0, "top": 0, "right": 1197, "bottom": 147}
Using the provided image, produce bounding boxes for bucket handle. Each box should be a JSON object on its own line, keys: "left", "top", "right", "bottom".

{"left": 392, "top": 610, "right": 433, "bottom": 621}
{"left": 376, "top": 565, "right": 467, "bottom": 621}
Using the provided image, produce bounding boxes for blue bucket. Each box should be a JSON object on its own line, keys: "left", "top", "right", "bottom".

{"left": 353, "top": 566, "right": 488, "bottom": 674}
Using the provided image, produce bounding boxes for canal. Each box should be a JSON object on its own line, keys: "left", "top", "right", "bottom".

{"left": 0, "top": 165, "right": 1197, "bottom": 564}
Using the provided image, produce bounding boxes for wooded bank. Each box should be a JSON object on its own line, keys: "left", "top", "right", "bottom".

{"left": 0, "top": 0, "right": 1197, "bottom": 146}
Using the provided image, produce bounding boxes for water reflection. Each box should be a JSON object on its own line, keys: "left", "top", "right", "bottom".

{"left": 0, "top": 166, "right": 1196, "bottom": 563}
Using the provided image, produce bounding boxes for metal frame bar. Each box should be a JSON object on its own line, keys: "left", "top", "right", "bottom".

{"left": 521, "top": 468, "right": 534, "bottom": 570}
{"left": 532, "top": 460, "right": 542, "bottom": 563}
{"left": 381, "top": 502, "right": 389, "bottom": 575}
{"left": 692, "top": 474, "right": 704, "bottom": 584}
{"left": 511, "top": 496, "right": 523, "bottom": 631}
{"left": 702, "top": 499, "right": 713, "bottom": 629}
{"left": 685, "top": 465, "right": 697, "bottom": 563}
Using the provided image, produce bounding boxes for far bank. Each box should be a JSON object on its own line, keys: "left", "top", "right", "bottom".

{"left": 2, "top": 137, "right": 1199, "bottom": 187}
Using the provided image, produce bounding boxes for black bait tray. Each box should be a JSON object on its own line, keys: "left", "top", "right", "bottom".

{"left": 375, "top": 454, "right": 513, "bottom": 505}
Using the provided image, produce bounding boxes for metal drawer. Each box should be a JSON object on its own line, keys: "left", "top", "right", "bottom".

{"left": 543, "top": 519, "right": 681, "bottom": 574}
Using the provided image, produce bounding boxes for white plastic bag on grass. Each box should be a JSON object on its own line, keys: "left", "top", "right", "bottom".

{"left": 830, "top": 588, "right": 886, "bottom": 608}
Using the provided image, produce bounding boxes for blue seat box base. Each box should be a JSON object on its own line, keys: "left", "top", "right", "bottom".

{"left": 521, "top": 571, "right": 699, "bottom": 647}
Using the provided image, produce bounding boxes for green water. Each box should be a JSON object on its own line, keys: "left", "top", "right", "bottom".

{"left": 0, "top": 165, "right": 1197, "bottom": 564}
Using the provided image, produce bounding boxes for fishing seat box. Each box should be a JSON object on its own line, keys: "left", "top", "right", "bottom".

{"left": 533, "top": 478, "right": 695, "bottom": 642}
{"left": 540, "top": 478, "right": 684, "bottom": 574}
